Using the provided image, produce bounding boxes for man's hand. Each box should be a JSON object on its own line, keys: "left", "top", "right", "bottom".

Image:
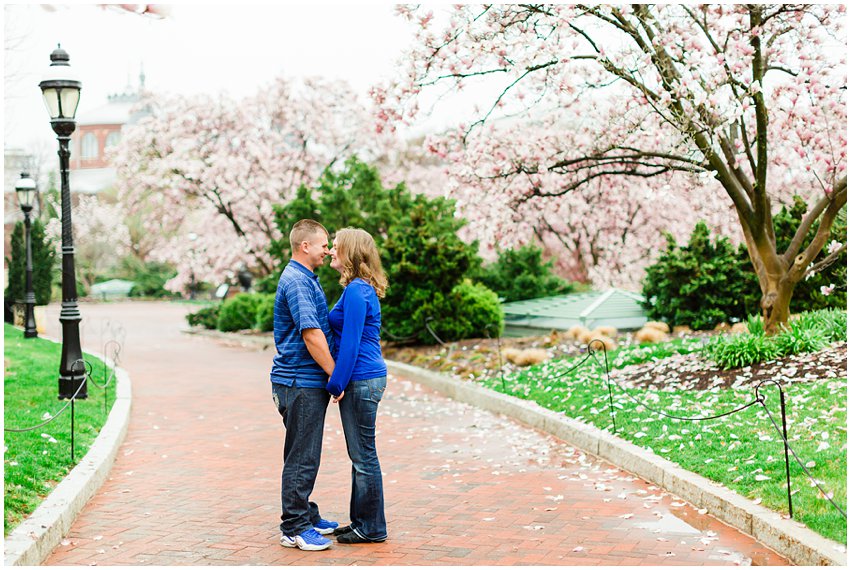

{"left": 331, "top": 391, "right": 345, "bottom": 404}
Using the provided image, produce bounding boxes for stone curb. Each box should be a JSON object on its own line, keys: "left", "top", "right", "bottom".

{"left": 4, "top": 348, "right": 132, "bottom": 567}
{"left": 385, "top": 360, "right": 847, "bottom": 567}
{"left": 183, "top": 328, "right": 847, "bottom": 565}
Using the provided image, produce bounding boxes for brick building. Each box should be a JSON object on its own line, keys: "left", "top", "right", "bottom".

{"left": 68, "top": 69, "right": 148, "bottom": 194}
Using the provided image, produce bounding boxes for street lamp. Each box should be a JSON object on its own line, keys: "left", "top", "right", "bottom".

{"left": 39, "top": 44, "right": 86, "bottom": 400}
{"left": 15, "top": 172, "right": 38, "bottom": 339}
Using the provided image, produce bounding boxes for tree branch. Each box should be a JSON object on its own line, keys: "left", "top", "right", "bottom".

{"left": 783, "top": 175, "right": 847, "bottom": 264}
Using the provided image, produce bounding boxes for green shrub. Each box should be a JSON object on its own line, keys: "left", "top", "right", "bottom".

{"left": 420, "top": 280, "right": 504, "bottom": 343}
{"left": 4, "top": 219, "right": 56, "bottom": 305}
{"left": 791, "top": 308, "right": 847, "bottom": 343}
{"left": 185, "top": 305, "right": 220, "bottom": 329}
{"left": 217, "top": 293, "right": 264, "bottom": 332}
{"left": 127, "top": 260, "right": 178, "bottom": 298}
{"left": 254, "top": 294, "right": 275, "bottom": 332}
{"left": 773, "top": 325, "right": 830, "bottom": 356}
{"left": 746, "top": 314, "right": 764, "bottom": 336}
{"left": 475, "top": 244, "right": 575, "bottom": 302}
{"left": 703, "top": 333, "right": 779, "bottom": 369}
{"left": 704, "top": 308, "right": 845, "bottom": 369}
{"left": 641, "top": 222, "right": 758, "bottom": 330}
{"left": 381, "top": 196, "right": 480, "bottom": 343}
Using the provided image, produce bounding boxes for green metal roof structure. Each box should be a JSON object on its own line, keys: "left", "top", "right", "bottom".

{"left": 501, "top": 288, "right": 648, "bottom": 337}
{"left": 89, "top": 279, "right": 135, "bottom": 300}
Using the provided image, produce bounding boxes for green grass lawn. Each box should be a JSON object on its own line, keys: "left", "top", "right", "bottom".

{"left": 481, "top": 338, "right": 848, "bottom": 544}
{"left": 4, "top": 324, "right": 116, "bottom": 535}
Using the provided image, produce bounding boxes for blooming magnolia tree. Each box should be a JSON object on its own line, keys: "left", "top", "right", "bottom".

{"left": 44, "top": 195, "right": 132, "bottom": 290}
{"left": 377, "top": 4, "right": 847, "bottom": 333}
{"left": 114, "top": 77, "right": 376, "bottom": 292}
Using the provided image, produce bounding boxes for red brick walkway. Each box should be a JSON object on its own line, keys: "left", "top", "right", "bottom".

{"left": 43, "top": 302, "right": 787, "bottom": 565}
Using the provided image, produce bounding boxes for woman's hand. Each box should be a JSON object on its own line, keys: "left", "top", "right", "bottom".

{"left": 331, "top": 391, "right": 345, "bottom": 404}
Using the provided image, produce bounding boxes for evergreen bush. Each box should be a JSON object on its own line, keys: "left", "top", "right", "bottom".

{"left": 420, "top": 280, "right": 504, "bottom": 343}
{"left": 217, "top": 293, "right": 264, "bottom": 332}
{"left": 186, "top": 305, "right": 220, "bottom": 329}
{"left": 476, "top": 244, "right": 575, "bottom": 302}
{"left": 641, "top": 221, "right": 758, "bottom": 330}
{"left": 4, "top": 219, "right": 56, "bottom": 305}
{"left": 759, "top": 197, "right": 846, "bottom": 313}
{"left": 127, "top": 260, "right": 178, "bottom": 298}
{"left": 254, "top": 294, "right": 275, "bottom": 332}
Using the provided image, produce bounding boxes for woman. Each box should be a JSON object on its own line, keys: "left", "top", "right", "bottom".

{"left": 326, "top": 227, "right": 388, "bottom": 544}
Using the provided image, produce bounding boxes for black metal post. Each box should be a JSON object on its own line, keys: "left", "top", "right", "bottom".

{"left": 22, "top": 209, "right": 38, "bottom": 338}
{"left": 71, "top": 398, "right": 76, "bottom": 461}
{"left": 592, "top": 339, "right": 617, "bottom": 433}
{"left": 779, "top": 387, "right": 793, "bottom": 519}
{"left": 54, "top": 121, "right": 86, "bottom": 400}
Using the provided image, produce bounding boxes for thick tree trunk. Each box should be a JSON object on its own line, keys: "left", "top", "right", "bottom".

{"left": 759, "top": 275, "right": 795, "bottom": 336}
{"left": 740, "top": 221, "right": 797, "bottom": 336}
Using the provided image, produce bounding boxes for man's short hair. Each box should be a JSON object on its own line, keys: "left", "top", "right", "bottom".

{"left": 289, "top": 219, "right": 328, "bottom": 252}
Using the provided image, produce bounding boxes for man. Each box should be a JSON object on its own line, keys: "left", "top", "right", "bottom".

{"left": 270, "top": 219, "right": 339, "bottom": 551}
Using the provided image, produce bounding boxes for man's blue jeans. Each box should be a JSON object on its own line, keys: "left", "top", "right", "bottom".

{"left": 339, "top": 376, "right": 387, "bottom": 540}
{"left": 272, "top": 383, "right": 330, "bottom": 536}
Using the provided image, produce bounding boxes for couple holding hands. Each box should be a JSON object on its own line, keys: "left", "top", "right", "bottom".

{"left": 269, "top": 219, "right": 388, "bottom": 551}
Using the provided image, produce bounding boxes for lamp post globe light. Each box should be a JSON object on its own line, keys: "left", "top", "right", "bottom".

{"left": 39, "top": 44, "right": 86, "bottom": 400}
{"left": 15, "top": 172, "right": 38, "bottom": 339}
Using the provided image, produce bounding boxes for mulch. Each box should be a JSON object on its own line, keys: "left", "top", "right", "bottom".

{"left": 383, "top": 333, "right": 847, "bottom": 392}
{"left": 610, "top": 342, "right": 847, "bottom": 391}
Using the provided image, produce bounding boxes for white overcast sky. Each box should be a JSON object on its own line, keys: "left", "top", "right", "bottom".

{"left": 4, "top": 2, "right": 442, "bottom": 151}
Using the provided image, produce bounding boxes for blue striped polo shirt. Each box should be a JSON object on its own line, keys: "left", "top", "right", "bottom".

{"left": 270, "top": 259, "right": 334, "bottom": 388}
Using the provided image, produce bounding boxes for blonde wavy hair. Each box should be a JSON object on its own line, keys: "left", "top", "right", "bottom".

{"left": 334, "top": 228, "right": 388, "bottom": 298}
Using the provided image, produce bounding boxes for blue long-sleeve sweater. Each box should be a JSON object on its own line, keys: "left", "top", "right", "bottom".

{"left": 326, "top": 278, "right": 387, "bottom": 397}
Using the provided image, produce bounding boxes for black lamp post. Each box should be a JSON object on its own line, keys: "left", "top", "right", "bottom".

{"left": 39, "top": 44, "right": 86, "bottom": 400}
{"left": 15, "top": 172, "right": 38, "bottom": 339}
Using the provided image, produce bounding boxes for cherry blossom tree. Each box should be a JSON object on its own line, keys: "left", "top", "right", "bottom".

{"left": 113, "top": 76, "right": 377, "bottom": 293}
{"left": 377, "top": 4, "right": 846, "bottom": 333}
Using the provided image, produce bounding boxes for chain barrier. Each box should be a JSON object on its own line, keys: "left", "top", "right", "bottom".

{"left": 755, "top": 380, "right": 847, "bottom": 519}
{"left": 5, "top": 334, "right": 124, "bottom": 462}
{"left": 414, "top": 318, "right": 844, "bottom": 522}
{"left": 3, "top": 359, "right": 90, "bottom": 434}
{"left": 575, "top": 337, "right": 844, "bottom": 520}
{"left": 380, "top": 325, "right": 419, "bottom": 343}
{"left": 423, "top": 317, "right": 448, "bottom": 347}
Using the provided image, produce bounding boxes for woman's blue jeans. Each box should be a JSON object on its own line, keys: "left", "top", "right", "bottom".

{"left": 339, "top": 376, "right": 387, "bottom": 540}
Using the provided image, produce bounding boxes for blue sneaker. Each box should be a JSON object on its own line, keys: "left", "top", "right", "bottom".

{"left": 314, "top": 518, "right": 339, "bottom": 535}
{"left": 280, "top": 528, "right": 331, "bottom": 551}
